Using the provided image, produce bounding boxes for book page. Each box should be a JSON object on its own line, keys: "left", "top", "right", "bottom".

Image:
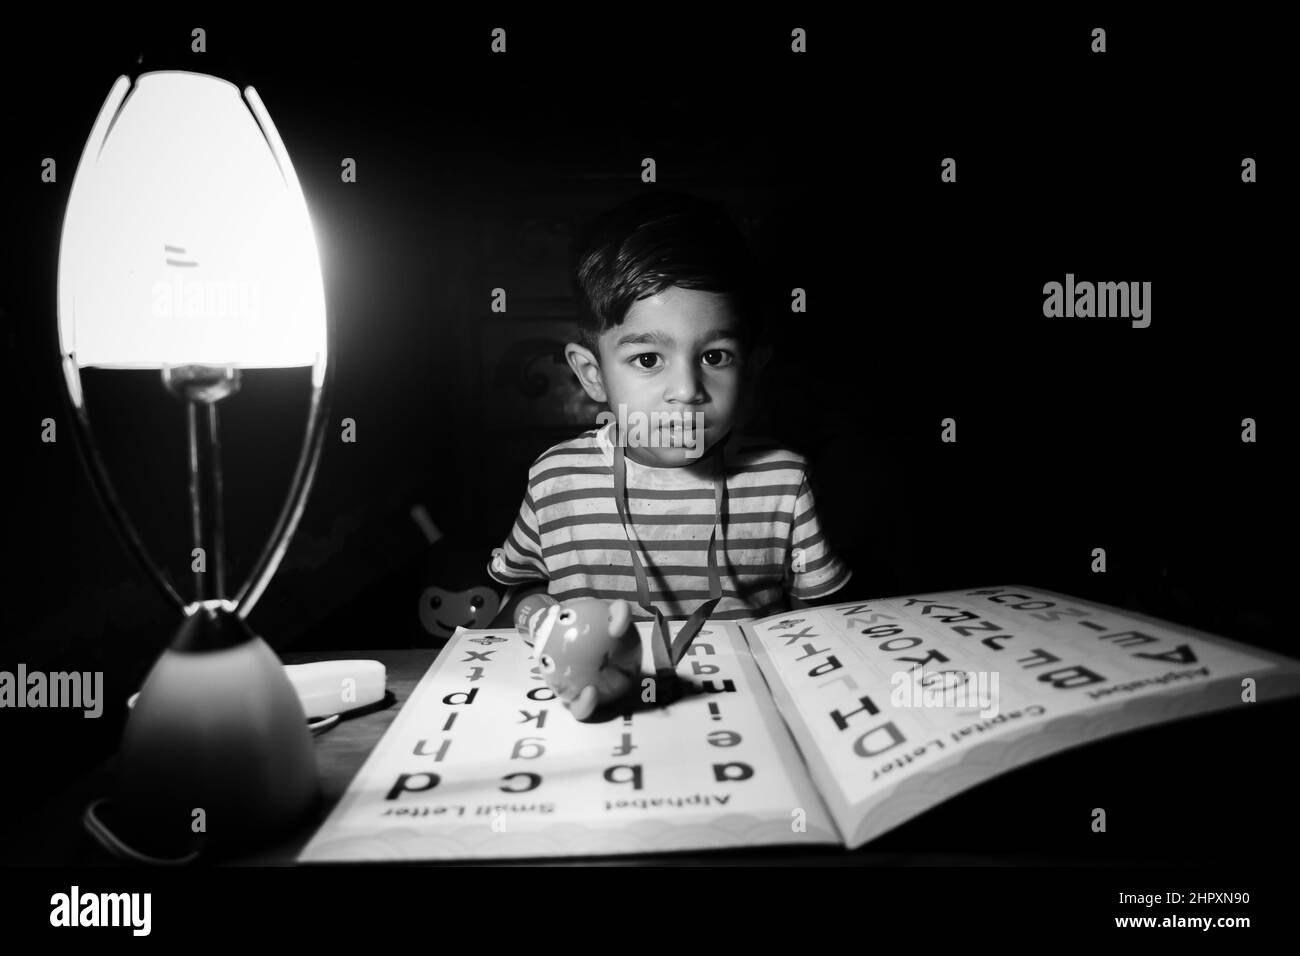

{"left": 744, "top": 585, "right": 1300, "bottom": 849}
{"left": 299, "top": 619, "right": 839, "bottom": 861}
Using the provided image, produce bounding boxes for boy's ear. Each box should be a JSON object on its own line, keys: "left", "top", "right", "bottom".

{"left": 751, "top": 341, "right": 773, "bottom": 374}
{"left": 565, "top": 342, "right": 608, "bottom": 404}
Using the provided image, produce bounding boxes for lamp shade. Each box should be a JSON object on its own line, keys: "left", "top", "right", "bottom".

{"left": 57, "top": 71, "right": 326, "bottom": 371}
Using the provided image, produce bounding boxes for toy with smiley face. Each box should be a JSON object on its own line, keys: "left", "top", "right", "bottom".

{"left": 407, "top": 509, "right": 507, "bottom": 645}
{"left": 518, "top": 595, "right": 642, "bottom": 720}
{"left": 419, "top": 584, "right": 501, "bottom": 643}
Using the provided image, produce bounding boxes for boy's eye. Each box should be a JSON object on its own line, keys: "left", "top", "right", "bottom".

{"left": 631, "top": 353, "right": 662, "bottom": 370}
{"left": 702, "top": 349, "right": 734, "bottom": 368}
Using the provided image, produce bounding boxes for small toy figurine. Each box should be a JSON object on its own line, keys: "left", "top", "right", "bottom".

{"left": 411, "top": 505, "right": 505, "bottom": 646}
{"left": 419, "top": 581, "right": 502, "bottom": 643}
{"left": 515, "top": 594, "right": 642, "bottom": 721}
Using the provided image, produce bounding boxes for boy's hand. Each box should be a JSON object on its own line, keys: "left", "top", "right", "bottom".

{"left": 489, "top": 583, "right": 549, "bottom": 629}
{"left": 789, "top": 590, "right": 847, "bottom": 611}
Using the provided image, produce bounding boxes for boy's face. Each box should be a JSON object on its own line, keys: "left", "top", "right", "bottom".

{"left": 567, "top": 286, "right": 750, "bottom": 468}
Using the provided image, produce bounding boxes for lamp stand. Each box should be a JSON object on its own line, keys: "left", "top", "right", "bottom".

{"left": 74, "top": 362, "right": 326, "bottom": 861}
{"left": 164, "top": 363, "right": 239, "bottom": 601}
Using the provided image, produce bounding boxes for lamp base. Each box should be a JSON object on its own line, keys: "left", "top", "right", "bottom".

{"left": 113, "top": 602, "right": 319, "bottom": 859}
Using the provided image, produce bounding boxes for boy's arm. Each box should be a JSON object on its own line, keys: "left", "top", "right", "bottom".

{"left": 484, "top": 482, "right": 551, "bottom": 627}
{"left": 786, "top": 467, "right": 853, "bottom": 606}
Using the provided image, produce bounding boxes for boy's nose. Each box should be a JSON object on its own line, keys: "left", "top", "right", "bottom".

{"left": 663, "top": 365, "right": 705, "bottom": 403}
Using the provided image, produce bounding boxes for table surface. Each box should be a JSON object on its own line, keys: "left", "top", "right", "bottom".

{"left": 1, "top": 645, "right": 1227, "bottom": 867}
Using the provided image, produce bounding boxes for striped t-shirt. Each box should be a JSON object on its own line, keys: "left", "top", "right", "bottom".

{"left": 487, "top": 422, "right": 851, "bottom": 622}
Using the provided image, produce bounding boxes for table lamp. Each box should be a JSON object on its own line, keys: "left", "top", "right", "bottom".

{"left": 57, "top": 70, "right": 330, "bottom": 862}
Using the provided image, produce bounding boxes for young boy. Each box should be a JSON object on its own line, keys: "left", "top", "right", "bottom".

{"left": 487, "top": 191, "right": 851, "bottom": 629}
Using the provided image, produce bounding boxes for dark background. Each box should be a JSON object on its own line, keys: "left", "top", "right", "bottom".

{"left": 0, "top": 12, "right": 1291, "bottom": 863}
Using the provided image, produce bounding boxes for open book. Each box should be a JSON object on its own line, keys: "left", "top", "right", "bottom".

{"left": 298, "top": 585, "right": 1300, "bottom": 861}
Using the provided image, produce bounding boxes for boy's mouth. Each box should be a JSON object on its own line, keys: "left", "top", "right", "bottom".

{"left": 660, "top": 413, "right": 702, "bottom": 429}
{"left": 659, "top": 420, "right": 695, "bottom": 443}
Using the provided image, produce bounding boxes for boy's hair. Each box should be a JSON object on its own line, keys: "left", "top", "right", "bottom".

{"left": 570, "top": 190, "right": 768, "bottom": 357}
